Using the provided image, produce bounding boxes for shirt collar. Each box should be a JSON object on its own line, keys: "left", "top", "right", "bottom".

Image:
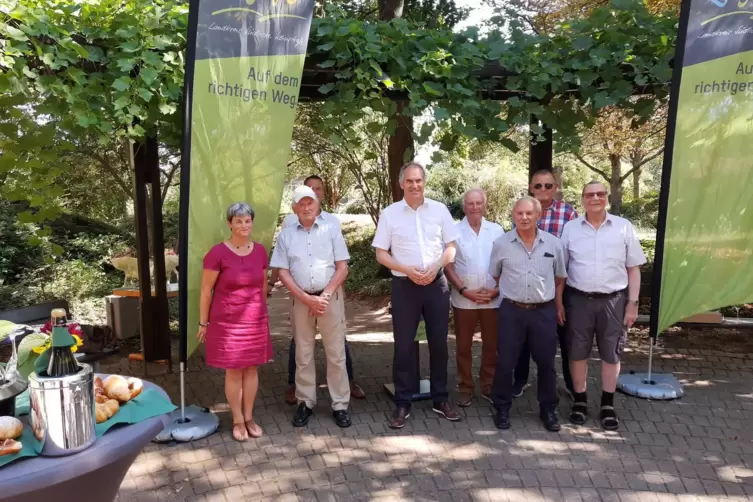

{"left": 461, "top": 217, "right": 489, "bottom": 232}
{"left": 400, "top": 198, "right": 429, "bottom": 211}
{"left": 296, "top": 214, "right": 324, "bottom": 229}
{"left": 580, "top": 212, "right": 613, "bottom": 227}
{"left": 509, "top": 228, "right": 544, "bottom": 243}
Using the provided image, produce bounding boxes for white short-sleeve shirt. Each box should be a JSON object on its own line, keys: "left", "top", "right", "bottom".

{"left": 560, "top": 213, "right": 647, "bottom": 294}
{"left": 372, "top": 198, "right": 457, "bottom": 277}
{"left": 451, "top": 218, "right": 505, "bottom": 309}
{"left": 270, "top": 215, "right": 350, "bottom": 293}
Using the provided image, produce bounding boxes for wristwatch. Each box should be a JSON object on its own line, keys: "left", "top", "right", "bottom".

{"left": 321, "top": 292, "right": 332, "bottom": 300}
{"left": 628, "top": 300, "right": 639, "bottom": 306}
{"left": 199, "top": 322, "right": 209, "bottom": 327}
{"left": 458, "top": 287, "right": 467, "bottom": 295}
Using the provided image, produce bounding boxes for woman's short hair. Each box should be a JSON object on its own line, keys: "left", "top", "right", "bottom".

{"left": 226, "top": 202, "right": 255, "bottom": 222}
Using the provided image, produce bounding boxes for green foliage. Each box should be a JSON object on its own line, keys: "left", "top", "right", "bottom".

{"left": 621, "top": 190, "right": 659, "bottom": 229}
{"left": 0, "top": 0, "right": 187, "bottom": 144}
{"left": 309, "top": 0, "right": 675, "bottom": 157}
{"left": 342, "top": 223, "right": 391, "bottom": 297}
{"left": 640, "top": 238, "right": 655, "bottom": 264}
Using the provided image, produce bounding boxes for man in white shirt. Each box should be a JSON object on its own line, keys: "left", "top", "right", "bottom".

{"left": 559, "top": 181, "right": 646, "bottom": 431}
{"left": 444, "top": 189, "right": 504, "bottom": 407}
{"left": 270, "top": 185, "right": 352, "bottom": 428}
{"left": 372, "top": 162, "right": 461, "bottom": 429}
{"left": 270, "top": 175, "right": 365, "bottom": 405}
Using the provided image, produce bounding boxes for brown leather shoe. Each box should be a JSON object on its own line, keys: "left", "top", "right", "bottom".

{"left": 350, "top": 381, "right": 366, "bottom": 399}
{"left": 284, "top": 384, "right": 297, "bottom": 405}
{"left": 456, "top": 392, "right": 473, "bottom": 407}
{"left": 388, "top": 406, "right": 411, "bottom": 429}
{"left": 432, "top": 400, "right": 461, "bottom": 421}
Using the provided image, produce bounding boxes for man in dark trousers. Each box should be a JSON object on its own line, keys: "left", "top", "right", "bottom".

{"left": 372, "top": 161, "right": 461, "bottom": 429}
{"left": 489, "top": 196, "right": 567, "bottom": 432}
{"left": 513, "top": 169, "right": 578, "bottom": 400}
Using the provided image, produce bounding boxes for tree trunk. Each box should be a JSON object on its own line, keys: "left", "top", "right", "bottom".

{"left": 632, "top": 166, "right": 641, "bottom": 200}
{"left": 379, "top": 0, "right": 404, "bottom": 19}
{"left": 387, "top": 101, "right": 414, "bottom": 202}
{"left": 608, "top": 153, "right": 623, "bottom": 215}
{"left": 380, "top": 0, "right": 412, "bottom": 203}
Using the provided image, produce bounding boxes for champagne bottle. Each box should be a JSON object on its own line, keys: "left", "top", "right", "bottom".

{"left": 46, "top": 326, "right": 81, "bottom": 377}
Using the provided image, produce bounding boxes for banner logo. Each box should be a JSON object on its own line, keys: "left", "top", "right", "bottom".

{"left": 211, "top": 0, "right": 307, "bottom": 22}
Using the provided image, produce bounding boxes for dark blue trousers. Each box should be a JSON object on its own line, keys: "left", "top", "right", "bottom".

{"left": 492, "top": 301, "right": 558, "bottom": 413}
{"left": 390, "top": 274, "right": 450, "bottom": 408}
{"left": 288, "top": 338, "right": 354, "bottom": 385}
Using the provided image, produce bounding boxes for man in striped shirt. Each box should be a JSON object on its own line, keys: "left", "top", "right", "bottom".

{"left": 512, "top": 169, "right": 578, "bottom": 400}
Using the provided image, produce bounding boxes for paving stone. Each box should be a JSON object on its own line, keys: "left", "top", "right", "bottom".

{"left": 111, "top": 291, "right": 753, "bottom": 502}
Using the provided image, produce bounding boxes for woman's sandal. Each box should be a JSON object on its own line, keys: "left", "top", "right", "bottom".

{"left": 569, "top": 402, "right": 588, "bottom": 425}
{"left": 600, "top": 405, "right": 619, "bottom": 431}
{"left": 232, "top": 422, "right": 249, "bottom": 442}
{"left": 245, "top": 420, "right": 263, "bottom": 439}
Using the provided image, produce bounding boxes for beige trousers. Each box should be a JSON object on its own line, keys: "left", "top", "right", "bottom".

{"left": 291, "top": 287, "right": 350, "bottom": 411}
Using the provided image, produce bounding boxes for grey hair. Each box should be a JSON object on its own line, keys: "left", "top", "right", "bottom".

{"left": 398, "top": 161, "right": 427, "bottom": 183}
{"left": 226, "top": 202, "right": 255, "bottom": 222}
{"left": 462, "top": 188, "right": 487, "bottom": 204}
{"left": 581, "top": 180, "right": 607, "bottom": 196}
{"left": 512, "top": 195, "right": 542, "bottom": 215}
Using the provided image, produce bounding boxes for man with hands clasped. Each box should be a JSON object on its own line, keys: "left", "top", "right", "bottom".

{"left": 373, "top": 162, "right": 461, "bottom": 429}
{"left": 444, "top": 188, "right": 504, "bottom": 407}
{"left": 270, "top": 185, "right": 352, "bottom": 429}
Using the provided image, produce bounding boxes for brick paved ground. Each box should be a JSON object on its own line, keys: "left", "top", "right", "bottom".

{"left": 108, "top": 290, "right": 753, "bottom": 502}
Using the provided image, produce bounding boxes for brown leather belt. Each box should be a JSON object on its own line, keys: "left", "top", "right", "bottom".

{"left": 503, "top": 298, "right": 553, "bottom": 310}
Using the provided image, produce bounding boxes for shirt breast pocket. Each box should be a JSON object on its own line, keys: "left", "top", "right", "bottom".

{"left": 534, "top": 254, "right": 555, "bottom": 277}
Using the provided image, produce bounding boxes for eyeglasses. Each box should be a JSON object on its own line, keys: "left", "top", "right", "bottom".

{"left": 583, "top": 191, "right": 608, "bottom": 199}
{"left": 533, "top": 183, "right": 554, "bottom": 190}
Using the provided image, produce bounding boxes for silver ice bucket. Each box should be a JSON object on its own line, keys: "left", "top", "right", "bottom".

{"left": 28, "top": 363, "right": 96, "bottom": 457}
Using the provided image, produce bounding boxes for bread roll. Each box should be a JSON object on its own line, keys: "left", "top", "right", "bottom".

{"left": 0, "top": 438, "right": 22, "bottom": 456}
{"left": 104, "top": 375, "right": 131, "bottom": 403}
{"left": 95, "top": 398, "right": 120, "bottom": 423}
{"left": 127, "top": 377, "right": 143, "bottom": 400}
{"left": 0, "top": 416, "right": 23, "bottom": 440}
{"left": 94, "top": 376, "right": 105, "bottom": 396}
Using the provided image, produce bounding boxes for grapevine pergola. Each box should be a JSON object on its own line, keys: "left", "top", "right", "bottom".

{"left": 0, "top": 0, "right": 676, "bottom": 363}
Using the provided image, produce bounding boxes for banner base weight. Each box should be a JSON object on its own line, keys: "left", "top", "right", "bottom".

{"left": 617, "top": 372, "right": 684, "bottom": 400}
{"left": 153, "top": 405, "right": 219, "bottom": 443}
{"left": 383, "top": 379, "right": 432, "bottom": 401}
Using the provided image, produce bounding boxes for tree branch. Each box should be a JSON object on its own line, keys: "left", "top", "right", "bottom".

{"left": 619, "top": 147, "right": 664, "bottom": 182}
{"left": 161, "top": 160, "right": 180, "bottom": 202}
{"left": 574, "top": 154, "right": 609, "bottom": 181}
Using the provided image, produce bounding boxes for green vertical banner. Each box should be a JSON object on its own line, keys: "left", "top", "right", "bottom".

{"left": 653, "top": 0, "right": 753, "bottom": 335}
{"left": 179, "top": 0, "right": 315, "bottom": 360}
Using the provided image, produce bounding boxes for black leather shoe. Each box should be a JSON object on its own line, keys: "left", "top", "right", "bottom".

{"left": 540, "top": 410, "right": 561, "bottom": 432}
{"left": 292, "top": 403, "right": 314, "bottom": 427}
{"left": 495, "top": 408, "right": 511, "bottom": 430}
{"left": 333, "top": 410, "right": 352, "bottom": 428}
{"left": 389, "top": 406, "right": 411, "bottom": 429}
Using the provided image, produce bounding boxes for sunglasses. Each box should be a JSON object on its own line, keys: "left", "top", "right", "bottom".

{"left": 583, "top": 191, "right": 608, "bottom": 199}
{"left": 533, "top": 183, "right": 554, "bottom": 190}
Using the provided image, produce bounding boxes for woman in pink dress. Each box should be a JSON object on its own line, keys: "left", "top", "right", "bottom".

{"left": 197, "top": 202, "right": 272, "bottom": 441}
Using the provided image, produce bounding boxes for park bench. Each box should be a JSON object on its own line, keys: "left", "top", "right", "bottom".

{"left": 0, "top": 300, "right": 117, "bottom": 371}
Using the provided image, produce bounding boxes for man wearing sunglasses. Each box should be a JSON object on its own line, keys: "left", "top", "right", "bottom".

{"left": 558, "top": 181, "right": 646, "bottom": 431}
{"left": 512, "top": 169, "right": 578, "bottom": 401}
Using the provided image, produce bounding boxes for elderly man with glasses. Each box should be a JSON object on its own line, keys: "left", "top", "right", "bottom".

{"left": 559, "top": 181, "right": 646, "bottom": 431}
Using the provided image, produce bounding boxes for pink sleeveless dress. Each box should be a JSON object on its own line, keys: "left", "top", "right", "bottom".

{"left": 203, "top": 243, "right": 272, "bottom": 369}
